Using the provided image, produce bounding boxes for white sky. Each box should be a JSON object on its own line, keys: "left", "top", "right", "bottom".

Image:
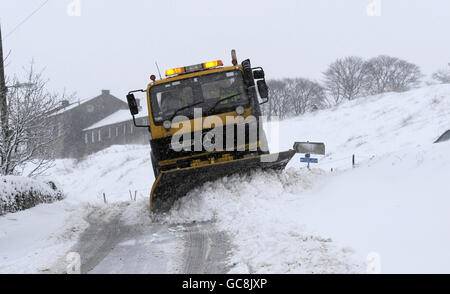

{"left": 0, "top": 0, "right": 449, "bottom": 101}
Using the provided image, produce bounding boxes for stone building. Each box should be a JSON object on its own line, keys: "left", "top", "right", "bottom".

{"left": 82, "top": 109, "right": 149, "bottom": 155}
{"left": 51, "top": 90, "right": 130, "bottom": 158}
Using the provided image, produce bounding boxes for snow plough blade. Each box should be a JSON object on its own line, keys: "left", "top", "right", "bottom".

{"left": 150, "top": 150, "right": 296, "bottom": 212}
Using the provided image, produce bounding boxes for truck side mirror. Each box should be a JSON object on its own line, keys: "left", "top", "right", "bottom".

{"left": 126, "top": 93, "right": 139, "bottom": 115}
{"left": 257, "top": 80, "right": 269, "bottom": 104}
{"left": 241, "top": 59, "right": 255, "bottom": 87}
{"left": 253, "top": 69, "right": 265, "bottom": 80}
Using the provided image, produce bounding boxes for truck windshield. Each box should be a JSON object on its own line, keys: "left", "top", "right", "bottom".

{"left": 149, "top": 70, "right": 248, "bottom": 124}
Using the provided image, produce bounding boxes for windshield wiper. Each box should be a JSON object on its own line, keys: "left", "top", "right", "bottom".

{"left": 169, "top": 101, "right": 204, "bottom": 122}
{"left": 206, "top": 92, "right": 242, "bottom": 115}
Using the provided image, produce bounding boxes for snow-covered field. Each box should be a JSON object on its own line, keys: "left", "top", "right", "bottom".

{"left": 1, "top": 84, "right": 450, "bottom": 273}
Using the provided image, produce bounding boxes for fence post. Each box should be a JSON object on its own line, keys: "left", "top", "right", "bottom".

{"left": 134, "top": 190, "right": 137, "bottom": 201}
{"left": 103, "top": 193, "right": 107, "bottom": 204}
{"left": 129, "top": 190, "right": 133, "bottom": 201}
{"left": 352, "top": 154, "right": 355, "bottom": 168}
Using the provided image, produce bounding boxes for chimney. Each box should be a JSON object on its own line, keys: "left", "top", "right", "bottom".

{"left": 101, "top": 89, "right": 110, "bottom": 95}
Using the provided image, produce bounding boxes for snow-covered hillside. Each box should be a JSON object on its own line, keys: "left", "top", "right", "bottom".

{"left": 1, "top": 84, "right": 450, "bottom": 273}
{"left": 271, "top": 84, "right": 450, "bottom": 168}
{"left": 164, "top": 85, "right": 450, "bottom": 273}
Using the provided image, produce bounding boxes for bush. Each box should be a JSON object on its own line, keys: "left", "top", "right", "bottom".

{"left": 432, "top": 69, "right": 450, "bottom": 84}
{"left": 0, "top": 176, "right": 65, "bottom": 215}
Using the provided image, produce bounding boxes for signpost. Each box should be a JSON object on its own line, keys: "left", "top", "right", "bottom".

{"left": 293, "top": 142, "right": 325, "bottom": 169}
{"left": 300, "top": 157, "right": 318, "bottom": 163}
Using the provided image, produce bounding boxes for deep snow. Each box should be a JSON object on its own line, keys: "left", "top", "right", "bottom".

{"left": 1, "top": 84, "right": 450, "bottom": 273}
{"left": 0, "top": 201, "right": 88, "bottom": 273}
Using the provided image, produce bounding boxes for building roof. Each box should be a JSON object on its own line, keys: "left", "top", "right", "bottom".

{"left": 51, "top": 90, "right": 125, "bottom": 116}
{"left": 83, "top": 109, "right": 148, "bottom": 131}
{"left": 51, "top": 98, "right": 91, "bottom": 116}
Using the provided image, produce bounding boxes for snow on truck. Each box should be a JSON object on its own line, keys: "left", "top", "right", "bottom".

{"left": 126, "top": 50, "right": 296, "bottom": 212}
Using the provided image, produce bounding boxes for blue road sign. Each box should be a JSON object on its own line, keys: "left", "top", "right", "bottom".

{"left": 300, "top": 157, "right": 318, "bottom": 163}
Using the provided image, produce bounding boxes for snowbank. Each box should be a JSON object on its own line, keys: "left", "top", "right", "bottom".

{"left": 161, "top": 84, "right": 450, "bottom": 273}
{"left": 291, "top": 142, "right": 450, "bottom": 273}
{"left": 46, "top": 145, "right": 154, "bottom": 204}
{"left": 0, "top": 176, "right": 64, "bottom": 216}
{"left": 164, "top": 169, "right": 364, "bottom": 273}
{"left": 0, "top": 201, "right": 88, "bottom": 273}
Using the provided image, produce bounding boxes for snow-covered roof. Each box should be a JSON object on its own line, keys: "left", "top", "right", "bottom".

{"left": 83, "top": 109, "right": 148, "bottom": 131}
{"left": 50, "top": 90, "right": 125, "bottom": 116}
{"left": 50, "top": 98, "right": 92, "bottom": 116}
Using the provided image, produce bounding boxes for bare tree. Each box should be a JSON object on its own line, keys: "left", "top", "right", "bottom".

{"left": 432, "top": 68, "right": 450, "bottom": 84}
{"left": 388, "top": 60, "right": 422, "bottom": 92}
{"left": 365, "top": 55, "right": 422, "bottom": 94}
{"left": 262, "top": 78, "right": 328, "bottom": 119}
{"left": 1, "top": 64, "right": 63, "bottom": 176}
{"left": 285, "top": 78, "right": 326, "bottom": 115}
{"left": 264, "top": 79, "right": 290, "bottom": 120}
{"left": 364, "top": 55, "right": 397, "bottom": 94}
{"left": 323, "top": 56, "right": 368, "bottom": 104}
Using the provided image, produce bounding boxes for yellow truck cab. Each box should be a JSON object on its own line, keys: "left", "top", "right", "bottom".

{"left": 126, "top": 51, "right": 295, "bottom": 211}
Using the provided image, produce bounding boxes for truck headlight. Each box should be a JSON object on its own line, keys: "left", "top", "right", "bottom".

{"left": 163, "top": 120, "right": 172, "bottom": 130}
{"left": 236, "top": 106, "right": 244, "bottom": 115}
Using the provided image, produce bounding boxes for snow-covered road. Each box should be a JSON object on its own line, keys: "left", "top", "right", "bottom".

{"left": 67, "top": 206, "right": 181, "bottom": 274}
{"left": 45, "top": 201, "right": 230, "bottom": 274}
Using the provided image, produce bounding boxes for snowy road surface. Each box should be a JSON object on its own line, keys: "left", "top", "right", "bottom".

{"left": 48, "top": 203, "right": 230, "bottom": 274}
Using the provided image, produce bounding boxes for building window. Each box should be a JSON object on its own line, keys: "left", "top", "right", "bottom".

{"left": 85, "top": 133, "right": 88, "bottom": 144}
{"left": 123, "top": 125, "right": 126, "bottom": 135}
{"left": 130, "top": 123, "right": 133, "bottom": 134}
{"left": 57, "top": 122, "right": 63, "bottom": 137}
{"left": 115, "top": 127, "right": 119, "bottom": 137}
{"left": 87, "top": 105, "right": 94, "bottom": 113}
{"left": 98, "top": 130, "right": 101, "bottom": 142}
{"left": 108, "top": 127, "right": 111, "bottom": 138}
{"left": 91, "top": 131, "right": 95, "bottom": 143}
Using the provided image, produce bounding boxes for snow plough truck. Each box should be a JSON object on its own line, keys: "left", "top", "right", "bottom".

{"left": 126, "top": 50, "right": 296, "bottom": 212}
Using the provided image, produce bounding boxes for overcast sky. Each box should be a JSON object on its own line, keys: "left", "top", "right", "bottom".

{"left": 1, "top": 0, "right": 449, "bottom": 101}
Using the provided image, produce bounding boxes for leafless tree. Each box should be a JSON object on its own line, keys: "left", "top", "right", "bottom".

{"left": 365, "top": 55, "right": 422, "bottom": 94}
{"left": 432, "top": 68, "right": 450, "bottom": 84}
{"left": 1, "top": 64, "right": 64, "bottom": 176}
{"left": 264, "top": 79, "right": 290, "bottom": 120}
{"left": 388, "top": 60, "right": 422, "bottom": 92}
{"left": 364, "top": 55, "right": 397, "bottom": 94}
{"left": 262, "top": 78, "right": 327, "bottom": 119}
{"left": 323, "top": 56, "right": 368, "bottom": 104}
{"left": 285, "top": 78, "right": 326, "bottom": 115}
